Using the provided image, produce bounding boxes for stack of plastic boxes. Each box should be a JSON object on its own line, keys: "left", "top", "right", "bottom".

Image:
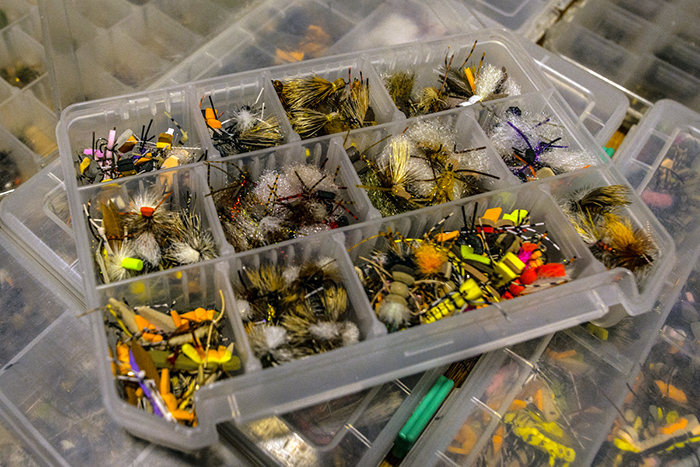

{"left": 450, "top": 0, "right": 571, "bottom": 41}
{"left": 51, "top": 27, "right": 677, "bottom": 451}
{"left": 544, "top": 0, "right": 700, "bottom": 115}
{"left": 402, "top": 99, "right": 700, "bottom": 467}
{"left": 0, "top": 1, "right": 58, "bottom": 194}
{"left": 0, "top": 16, "right": 637, "bottom": 466}
{"left": 1, "top": 2, "right": 697, "bottom": 466}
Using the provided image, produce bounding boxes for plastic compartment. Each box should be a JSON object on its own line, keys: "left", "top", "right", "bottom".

{"left": 341, "top": 107, "right": 517, "bottom": 215}
{"left": 49, "top": 30, "right": 674, "bottom": 449}
{"left": 368, "top": 31, "right": 549, "bottom": 118}
{"left": 153, "top": 0, "right": 230, "bottom": 37}
{"left": 194, "top": 71, "right": 298, "bottom": 158}
{"left": 244, "top": 0, "right": 355, "bottom": 65}
{"left": 72, "top": 0, "right": 133, "bottom": 29}
{"left": 0, "top": 126, "right": 41, "bottom": 196}
{"left": 207, "top": 137, "right": 377, "bottom": 250}
{"left": 0, "top": 92, "right": 58, "bottom": 158}
{"left": 326, "top": 0, "right": 458, "bottom": 55}
{"left": 150, "top": 29, "right": 274, "bottom": 89}
{"left": 61, "top": 87, "right": 208, "bottom": 186}
{"left": 121, "top": 5, "right": 205, "bottom": 63}
{"left": 606, "top": 0, "right": 667, "bottom": 22}
{"left": 402, "top": 336, "right": 552, "bottom": 467}
{"left": 625, "top": 55, "right": 700, "bottom": 107}
{"left": 0, "top": 0, "right": 33, "bottom": 27}
{"left": 543, "top": 0, "right": 700, "bottom": 112}
{"left": 221, "top": 369, "right": 444, "bottom": 467}
{"left": 76, "top": 29, "right": 169, "bottom": 90}
{"left": 473, "top": 90, "right": 611, "bottom": 180}
{"left": 91, "top": 259, "right": 259, "bottom": 451}
{"left": 547, "top": 164, "right": 674, "bottom": 314}
{"left": 37, "top": 0, "right": 257, "bottom": 110}
{"left": 652, "top": 34, "right": 700, "bottom": 81}
{"left": 0, "top": 25, "right": 45, "bottom": 89}
{"left": 545, "top": 21, "right": 640, "bottom": 85}
{"left": 0, "top": 160, "right": 81, "bottom": 295}
{"left": 0, "top": 423, "right": 38, "bottom": 467}
{"left": 590, "top": 333, "right": 700, "bottom": 466}
{"left": 0, "top": 231, "right": 254, "bottom": 466}
{"left": 661, "top": 264, "right": 700, "bottom": 361}
{"left": 573, "top": 2, "right": 658, "bottom": 51}
{"left": 0, "top": 0, "right": 58, "bottom": 197}
{"left": 615, "top": 101, "right": 700, "bottom": 260}
{"left": 76, "top": 164, "right": 230, "bottom": 284}
{"left": 407, "top": 332, "right": 625, "bottom": 467}
{"left": 451, "top": 0, "right": 563, "bottom": 41}
{"left": 268, "top": 54, "right": 398, "bottom": 139}
{"left": 520, "top": 40, "right": 628, "bottom": 146}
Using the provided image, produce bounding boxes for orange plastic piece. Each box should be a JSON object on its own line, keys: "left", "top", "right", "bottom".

{"left": 509, "top": 399, "right": 527, "bottom": 411}
{"left": 659, "top": 417, "right": 688, "bottom": 435}
{"left": 134, "top": 315, "right": 163, "bottom": 343}
{"left": 436, "top": 230, "right": 460, "bottom": 242}
{"left": 655, "top": 380, "right": 688, "bottom": 404}
{"left": 140, "top": 206, "right": 155, "bottom": 217}
{"left": 534, "top": 389, "right": 544, "bottom": 412}
{"left": 170, "top": 310, "right": 182, "bottom": 327}
{"left": 180, "top": 307, "right": 215, "bottom": 323}
{"left": 482, "top": 207, "right": 502, "bottom": 223}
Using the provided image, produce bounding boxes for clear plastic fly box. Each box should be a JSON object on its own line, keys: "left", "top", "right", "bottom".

{"left": 56, "top": 29, "right": 674, "bottom": 450}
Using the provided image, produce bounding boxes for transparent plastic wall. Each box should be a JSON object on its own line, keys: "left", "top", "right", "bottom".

{"left": 544, "top": 0, "right": 700, "bottom": 114}
{"left": 449, "top": 0, "right": 567, "bottom": 41}
{"left": 0, "top": 3, "right": 58, "bottom": 196}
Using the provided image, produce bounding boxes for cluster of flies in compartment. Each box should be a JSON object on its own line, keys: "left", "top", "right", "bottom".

{"left": 71, "top": 40, "right": 657, "bottom": 427}
{"left": 446, "top": 335, "right": 613, "bottom": 467}
{"left": 0, "top": 10, "right": 41, "bottom": 91}
{"left": 593, "top": 327, "right": 700, "bottom": 467}
{"left": 639, "top": 131, "right": 700, "bottom": 245}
